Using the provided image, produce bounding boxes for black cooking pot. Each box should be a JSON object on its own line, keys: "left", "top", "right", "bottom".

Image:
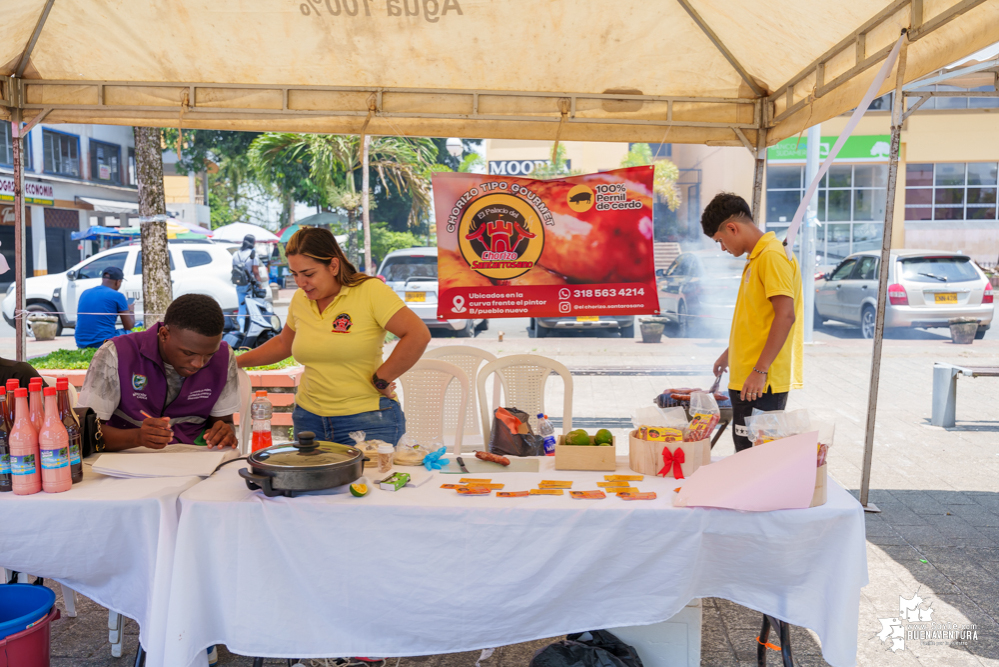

{"left": 239, "top": 431, "right": 365, "bottom": 498}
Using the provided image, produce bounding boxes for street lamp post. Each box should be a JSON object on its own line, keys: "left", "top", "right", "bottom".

{"left": 446, "top": 137, "right": 463, "bottom": 159}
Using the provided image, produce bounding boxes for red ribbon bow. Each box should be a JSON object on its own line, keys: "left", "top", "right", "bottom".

{"left": 658, "top": 445, "right": 685, "bottom": 479}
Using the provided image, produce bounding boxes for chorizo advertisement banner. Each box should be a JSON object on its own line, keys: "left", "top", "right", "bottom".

{"left": 433, "top": 167, "right": 659, "bottom": 320}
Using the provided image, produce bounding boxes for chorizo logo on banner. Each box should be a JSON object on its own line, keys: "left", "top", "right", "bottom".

{"left": 434, "top": 167, "right": 659, "bottom": 320}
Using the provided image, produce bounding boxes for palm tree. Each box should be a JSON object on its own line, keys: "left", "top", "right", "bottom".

{"left": 250, "top": 133, "right": 443, "bottom": 271}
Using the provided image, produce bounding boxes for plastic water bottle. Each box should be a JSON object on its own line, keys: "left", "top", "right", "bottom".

{"left": 250, "top": 391, "right": 273, "bottom": 452}
{"left": 538, "top": 413, "right": 557, "bottom": 456}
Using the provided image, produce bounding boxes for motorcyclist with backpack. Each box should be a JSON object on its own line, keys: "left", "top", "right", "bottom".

{"left": 231, "top": 234, "right": 267, "bottom": 331}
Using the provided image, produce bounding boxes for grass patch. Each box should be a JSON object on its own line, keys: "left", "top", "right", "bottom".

{"left": 29, "top": 347, "right": 298, "bottom": 372}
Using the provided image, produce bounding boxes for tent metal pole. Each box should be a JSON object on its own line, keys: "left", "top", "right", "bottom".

{"left": 751, "top": 126, "right": 768, "bottom": 222}
{"left": 859, "top": 31, "right": 909, "bottom": 513}
{"left": 10, "top": 105, "right": 27, "bottom": 362}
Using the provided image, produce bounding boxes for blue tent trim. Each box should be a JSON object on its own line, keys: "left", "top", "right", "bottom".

{"left": 71, "top": 226, "right": 131, "bottom": 241}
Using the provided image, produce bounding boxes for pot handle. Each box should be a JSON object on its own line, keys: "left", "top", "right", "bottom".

{"left": 239, "top": 467, "right": 278, "bottom": 497}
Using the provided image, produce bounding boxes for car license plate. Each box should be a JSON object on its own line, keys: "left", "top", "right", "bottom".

{"left": 576, "top": 316, "right": 600, "bottom": 322}
{"left": 405, "top": 292, "right": 426, "bottom": 303}
{"left": 934, "top": 293, "right": 958, "bottom": 304}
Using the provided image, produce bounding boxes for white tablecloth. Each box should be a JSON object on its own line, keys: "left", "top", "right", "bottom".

{"left": 0, "top": 463, "right": 200, "bottom": 659}
{"left": 162, "top": 456, "right": 867, "bottom": 667}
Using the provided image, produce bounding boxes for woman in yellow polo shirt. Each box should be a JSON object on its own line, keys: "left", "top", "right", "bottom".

{"left": 236, "top": 228, "right": 431, "bottom": 445}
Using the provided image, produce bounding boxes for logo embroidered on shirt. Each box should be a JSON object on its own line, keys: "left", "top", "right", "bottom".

{"left": 332, "top": 313, "right": 353, "bottom": 333}
{"left": 132, "top": 374, "right": 148, "bottom": 391}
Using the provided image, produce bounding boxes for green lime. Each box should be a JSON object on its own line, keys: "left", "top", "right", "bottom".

{"left": 595, "top": 429, "right": 613, "bottom": 445}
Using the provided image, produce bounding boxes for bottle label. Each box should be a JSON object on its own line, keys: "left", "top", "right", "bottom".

{"left": 11, "top": 454, "right": 36, "bottom": 476}
{"left": 543, "top": 434, "right": 557, "bottom": 455}
{"left": 69, "top": 441, "right": 82, "bottom": 465}
{"left": 41, "top": 448, "right": 69, "bottom": 470}
{"left": 0, "top": 453, "right": 10, "bottom": 475}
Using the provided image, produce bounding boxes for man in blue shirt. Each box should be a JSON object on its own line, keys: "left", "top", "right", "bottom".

{"left": 74, "top": 267, "right": 136, "bottom": 349}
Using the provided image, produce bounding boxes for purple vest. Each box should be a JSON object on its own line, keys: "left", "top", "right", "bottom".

{"left": 109, "top": 324, "right": 230, "bottom": 444}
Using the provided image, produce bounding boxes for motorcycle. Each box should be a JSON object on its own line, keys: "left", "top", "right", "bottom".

{"left": 223, "top": 284, "right": 281, "bottom": 349}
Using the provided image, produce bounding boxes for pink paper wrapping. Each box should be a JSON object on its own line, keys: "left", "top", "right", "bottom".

{"left": 673, "top": 431, "right": 818, "bottom": 511}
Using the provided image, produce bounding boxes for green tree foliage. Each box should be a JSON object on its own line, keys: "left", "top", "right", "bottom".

{"left": 620, "top": 143, "right": 682, "bottom": 211}
{"left": 369, "top": 222, "right": 423, "bottom": 268}
{"left": 527, "top": 144, "right": 579, "bottom": 180}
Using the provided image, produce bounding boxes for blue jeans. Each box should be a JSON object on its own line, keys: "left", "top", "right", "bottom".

{"left": 293, "top": 397, "right": 406, "bottom": 446}
{"left": 236, "top": 285, "right": 252, "bottom": 331}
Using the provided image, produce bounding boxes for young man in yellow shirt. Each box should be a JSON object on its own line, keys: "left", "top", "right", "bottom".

{"left": 701, "top": 193, "right": 804, "bottom": 451}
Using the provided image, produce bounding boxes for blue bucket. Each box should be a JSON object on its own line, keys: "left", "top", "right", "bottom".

{"left": 0, "top": 585, "right": 56, "bottom": 641}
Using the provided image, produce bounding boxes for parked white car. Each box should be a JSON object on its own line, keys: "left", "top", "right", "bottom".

{"left": 376, "top": 247, "right": 487, "bottom": 337}
{"left": 2, "top": 240, "right": 241, "bottom": 336}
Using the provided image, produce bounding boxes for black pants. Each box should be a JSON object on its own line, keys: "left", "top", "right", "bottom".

{"left": 730, "top": 387, "right": 788, "bottom": 452}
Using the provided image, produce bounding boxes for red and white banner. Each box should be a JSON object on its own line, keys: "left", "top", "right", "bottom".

{"left": 433, "top": 167, "right": 659, "bottom": 319}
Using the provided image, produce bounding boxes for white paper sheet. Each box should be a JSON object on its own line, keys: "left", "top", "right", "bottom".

{"left": 92, "top": 451, "right": 230, "bottom": 478}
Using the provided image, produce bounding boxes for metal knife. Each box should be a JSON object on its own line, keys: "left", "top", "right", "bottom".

{"left": 456, "top": 456, "right": 469, "bottom": 473}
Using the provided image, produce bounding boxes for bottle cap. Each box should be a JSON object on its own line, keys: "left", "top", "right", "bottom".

{"left": 29, "top": 378, "right": 42, "bottom": 387}
{"left": 255, "top": 390, "right": 267, "bottom": 398}
{"left": 537, "top": 413, "right": 544, "bottom": 418}
{"left": 56, "top": 377, "right": 69, "bottom": 389}
{"left": 43, "top": 387, "right": 56, "bottom": 397}
{"left": 14, "top": 388, "right": 27, "bottom": 398}
{"left": 6, "top": 379, "right": 19, "bottom": 390}
{"left": 377, "top": 444, "right": 394, "bottom": 454}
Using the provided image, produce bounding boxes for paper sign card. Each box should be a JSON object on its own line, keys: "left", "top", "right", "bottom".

{"left": 673, "top": 431, "right": 818, "bottom": 511}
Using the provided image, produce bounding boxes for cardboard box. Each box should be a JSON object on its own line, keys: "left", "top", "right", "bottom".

{"left": 554, "top": 435, "right": 617, "bottom": 471}
{"left": 810, "top": 463, "right": 827, "bottom": 507}
{"left": 628, "top": 429, "right": 701, "bottom": 478}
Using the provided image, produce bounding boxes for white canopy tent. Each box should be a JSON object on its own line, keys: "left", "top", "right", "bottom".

{"left": 1, "top": 1, "right": 998, "bottom": 524}
{"left": 210, "top": 221, "right": 281, "bottom": 243}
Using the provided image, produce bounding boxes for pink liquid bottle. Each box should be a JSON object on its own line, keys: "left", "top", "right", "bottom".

{"left": 9, "top": 388, "right": 40, "bottom": 495}
{"left": 28, "top": 378, "right": 44, "bottom": 433}
{"left": 39, "top": 386, "right": 71, "bottom": 493}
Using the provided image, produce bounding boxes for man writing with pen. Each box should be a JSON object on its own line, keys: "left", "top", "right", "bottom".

{"left": 77, "top": 294, "right": 239, "bottom": 451}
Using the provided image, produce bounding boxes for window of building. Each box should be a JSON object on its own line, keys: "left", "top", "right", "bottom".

{"left": 127, "top": 148, "right": 136, "bottom": 186}
{"left": 905, "top": 162, "right": 998, "bottom": 221}
{"left": 43, "top": 130, "right": 80, "bottom": 177}
{"left": 89, "top": 140, "right": 121, "bottom": 184}
{"left": 766, "top": 163, "right": 888, "bottom": 266}
{"left": 905, "top": 79, "right": 999, "bottom": 111}
{"left": 0, "top": 124, "right": 32, "bottom": 169}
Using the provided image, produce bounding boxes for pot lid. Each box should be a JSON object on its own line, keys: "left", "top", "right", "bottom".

{"left": 249, "top": 432, "right": 361, "bottom": 469}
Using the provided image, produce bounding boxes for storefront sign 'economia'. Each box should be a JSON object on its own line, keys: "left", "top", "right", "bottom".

{"left": 433, "top": 167, "right": 660, "bottom": 319}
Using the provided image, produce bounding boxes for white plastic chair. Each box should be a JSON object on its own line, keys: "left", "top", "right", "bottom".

{"left": 398, "top": 359, "right": 469, "bottom": 455}
{"left": 477, "top": 354, "right": 574, "bottom": 443}
{"left": 424, "top": 346, "right": 499, "bottom": 451}
{"left": 236, "top": 368, "right": 253, "bottom": 455}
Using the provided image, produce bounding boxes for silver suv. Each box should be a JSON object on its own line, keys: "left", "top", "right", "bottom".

{"left": 814, "top": 250, "right": 994, "bottom": 339}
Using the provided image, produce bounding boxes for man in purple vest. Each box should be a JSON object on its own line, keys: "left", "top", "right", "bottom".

{"left": 78, "top": 294, "right": 240, "bottom": 451}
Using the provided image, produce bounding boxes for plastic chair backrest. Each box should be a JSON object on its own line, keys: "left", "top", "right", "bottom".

{"left": 398, "top": 359, "right": 469, "bottom": 455}
{"left": 424, "top": 346, "right": 498, "bottom": 438}
{"left": 477, "top": 354, "right": 573, "bottom": 443}
{"left": 236, "top": 368, "right": 253, "bottom": 455}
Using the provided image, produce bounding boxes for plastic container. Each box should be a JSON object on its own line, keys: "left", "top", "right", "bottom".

{"left": 56, "top": 379, "right": 83, "bottom": 484}
{"left": 28, "top": 380, "right": 44, "bottom": 433}
{"left": 9, "top": 388, "right": 40, "bottom": 496}
{"left": 0, "top": 584, "right": 59, "bottom": 667}
{"left": 250, "top": 391, "right": 273, "bottom": 453}
{"left": 538, "top": 414, "right": 557, "bottom": 456}
{"left": 377, "top": 443, "right": 395, "bottom": 473}
{"left": 38, "top": 387, "right": 71, "bottom": 494}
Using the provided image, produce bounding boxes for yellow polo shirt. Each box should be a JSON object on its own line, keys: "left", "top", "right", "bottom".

{"left": 288, "top": 278, "right": 405, "bottom": 417}
{"left": 728, "top": 232, "right": 804, "bottom": 393}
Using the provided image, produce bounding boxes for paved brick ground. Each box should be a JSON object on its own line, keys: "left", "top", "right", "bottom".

{"left": 25, "top": 324, "right": 999, "bottom": 666}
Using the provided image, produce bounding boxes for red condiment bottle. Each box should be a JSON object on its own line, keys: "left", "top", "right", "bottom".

{"left": 28, "top": 378, "right": 44, "bottom": 433}
{"left": 39, "top": 387, "right": 71, "bottom": 493}
{"left": 56, "top": 378, "right": 83, "bottom": 483}
{"left": 5, "top": 378, "right": 18, "bottom": 431}
{"left": 9, "top": 388, "right": 40, "bottom": 495}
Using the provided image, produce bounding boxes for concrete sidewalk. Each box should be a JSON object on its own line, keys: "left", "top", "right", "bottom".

{"left": 34, "top": 331, "right": 999, "bottom": 666}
